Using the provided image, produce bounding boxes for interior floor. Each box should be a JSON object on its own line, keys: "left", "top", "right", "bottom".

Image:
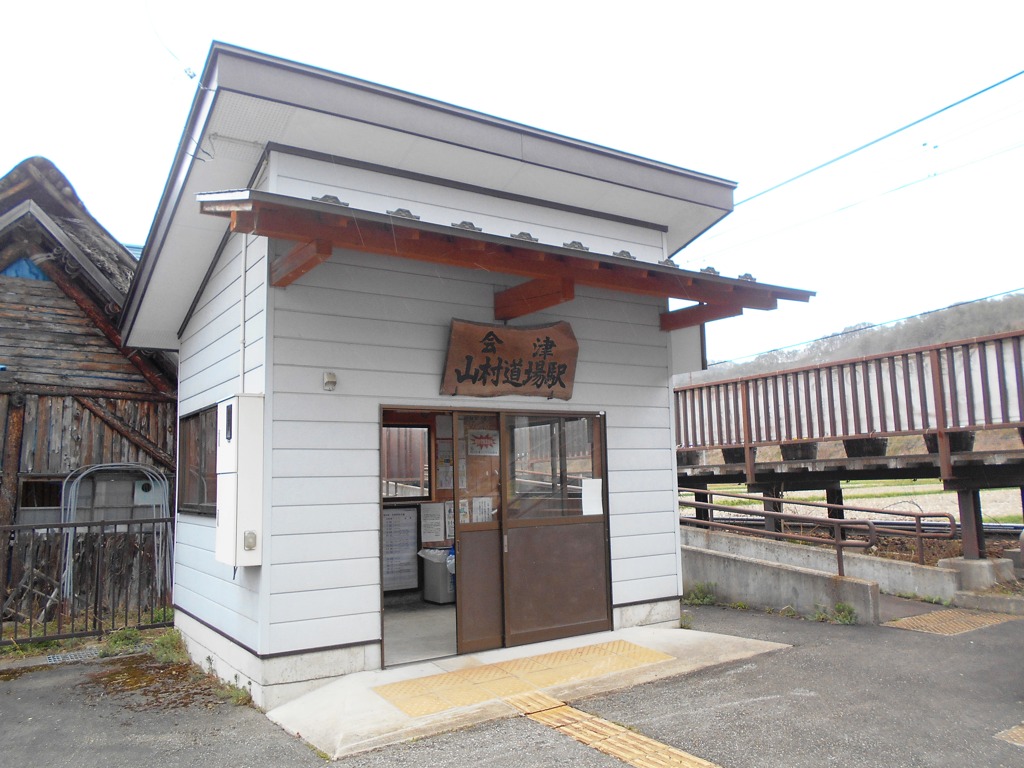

{"left": 383, "top": 591, "right": 456, "bottom": 666}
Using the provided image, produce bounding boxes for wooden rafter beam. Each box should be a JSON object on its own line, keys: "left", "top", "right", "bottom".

{"left": 660, "top": 303, "right": 745, "bottom": 331}
{"left": 210, "top": 200, "right": 812, "bottom": 325}
{"left": 494, "top": 277, "right": 575, "bottom": 321}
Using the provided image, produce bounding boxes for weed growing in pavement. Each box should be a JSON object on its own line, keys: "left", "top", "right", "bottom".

{"left": 682, "top": 582, "right": 717, "bottom": 605}
{"left": 217, "top": 674, "right": 253, "bottom": 707}
{"left": 728, "top": 602, "right": 748, "bottom": 610}
{"left": 779, "top": 605, "right": 799, "bottom": 618}
{"left": 0, "top": 637, "right": 63, "bottom": 658}
{"left": 813, "top": 603, "right": 858, "bottom": 625}
{"left": 100, "top": 627, "right": 144, "bottom": 657}
{"left": 150, "top": 629, "right": 189, "bottom": 664}
{"left": 679, "top": 612, "right": 693, "bottom": 629}
{"left": 832, "top": 603, "right": 857, "bottom": 624}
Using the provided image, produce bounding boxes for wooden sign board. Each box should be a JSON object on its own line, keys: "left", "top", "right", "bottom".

{"left": 440, "top": 320, "right": 578, "bottom": 400}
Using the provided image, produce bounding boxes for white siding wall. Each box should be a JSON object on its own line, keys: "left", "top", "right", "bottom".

{"left": 176, "top": 232, "right": 268, "bottom": 652}
{"left": 267, "top": 247, "right": 679, "bottom": 655}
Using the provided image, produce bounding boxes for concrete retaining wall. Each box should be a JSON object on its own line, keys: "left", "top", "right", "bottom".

{"left": 681, "top": 526, "right": 960, "bottom": 602}
{"left": 680, "top": 545, "right": 879, "bottom": 624}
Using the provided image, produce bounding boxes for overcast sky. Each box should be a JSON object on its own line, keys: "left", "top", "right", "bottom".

{"left": 3, "top": 1, "right": 1022, "bottom": 362}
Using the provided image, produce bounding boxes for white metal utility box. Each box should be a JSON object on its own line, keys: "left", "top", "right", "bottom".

{"left": 214, "top": 394, "right": 264, "bottom": 567}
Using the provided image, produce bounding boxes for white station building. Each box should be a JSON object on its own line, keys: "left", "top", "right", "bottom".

{"left": 121, "top": 43, "right": 811, "bottom": 709}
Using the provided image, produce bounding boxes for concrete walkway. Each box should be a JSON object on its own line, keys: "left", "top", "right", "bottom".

{"left": 267, "top": 625, "right": 787, "bottom": 759}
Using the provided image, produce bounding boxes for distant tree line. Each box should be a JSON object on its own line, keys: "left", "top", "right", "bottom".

{"left": 698, "top": 291, "right": 1024, "bottom": 382}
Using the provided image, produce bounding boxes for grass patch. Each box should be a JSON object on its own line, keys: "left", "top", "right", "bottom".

{"left": 682, "top": 582, "right": 717, "bottom": 606}
{"left": 813, "top": 603, "right": 858, "bottom": 625}
{"left": 219, "top": 676, "right": 253, "bottom": 707}
{"left": 150, "top": 629, "right": 189, "bottom": 664}
{"left": 0, "top": 637, "right": 64, "bottom": 658}
{"left": 100, "top": 627, "right": 145, "bottom": 657}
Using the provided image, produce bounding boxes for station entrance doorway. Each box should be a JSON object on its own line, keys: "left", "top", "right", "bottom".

{"left": 381, "top": 409, "right": 611, "bottom": 665}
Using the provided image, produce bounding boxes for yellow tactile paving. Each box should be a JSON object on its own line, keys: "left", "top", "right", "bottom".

{"left": 597, "top": 732, "right": 721, "bottom": 767}
{"left": 883, "top": 608, "right": 1022, "bottom": 635}
{"left": 528, "top": 704, "right": 595, "bottom": 728}
{"left": 559, "top": 715, "right": 630, "bottom": 743}
{"left": 376, "top": 649, "right": 722, "bottom": 768}
{"left": 372, "top": 678, "right": 435, "bottom": 700}
{"left": 448, "top": 665, "right": 512, "bottom": 684}
{"left": 493, "top": 656, "right": 548, "bottom": 675}
{"left": 504, "top": 690, "right": 564, "bottom": 714}
{"left": 588, "top": 655, "right": 653, "bottom": 676}
{"left": 374, "top": 640, "right": 673, "bottom": 717}
{"left": 521, "top": 698, "right": 721, "bottom": 768}
{"left": 997, "top": 723, "right": 1024, "bottom": 747}
{"left": 478, "top": 675, "right": 536, "bottom": 697}
{"left": 414, "top": 671, "right": 472, "bottom": 690}
{"left": 436, "top": 685, "right": 495, "bottom": 707}
{"left": 390, "top": 693, "right": 452, "bottom": 717}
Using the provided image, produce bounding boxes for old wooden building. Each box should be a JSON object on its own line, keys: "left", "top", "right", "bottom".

{"left": 0, "top": 157, "right": 177, "bottom": 536}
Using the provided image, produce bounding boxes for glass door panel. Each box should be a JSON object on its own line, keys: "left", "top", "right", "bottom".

{"left": 507, "top": 414, "right": 602, "bottom": 520}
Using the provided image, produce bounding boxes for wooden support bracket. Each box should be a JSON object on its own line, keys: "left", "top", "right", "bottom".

{"left": 660, "top": 303, "right": 744, "bottom": 331}
{"left": 270, "top": 239, "right": 334, "bottom": 287}
{"left": 494, "top": 277, "right": 575, "bottom": 321}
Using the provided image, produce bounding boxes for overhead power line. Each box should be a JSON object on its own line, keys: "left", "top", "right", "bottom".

{"left": 681, "top": 135, "right": 1024, "bottom": 266}
{"left": 736, "top": 67, "right": 1024, "bottom": 206}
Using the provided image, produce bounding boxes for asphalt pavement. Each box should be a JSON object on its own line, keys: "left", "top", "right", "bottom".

{"left": 2, "top": 604, "right": 1022, "bottom": 767}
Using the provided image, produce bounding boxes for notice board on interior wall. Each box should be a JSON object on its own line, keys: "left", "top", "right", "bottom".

{"left": 439, "top": 319, "right": 578, "bottom": 400}
{"left": 382, "top": 506, "right": 418, "bottom": 591}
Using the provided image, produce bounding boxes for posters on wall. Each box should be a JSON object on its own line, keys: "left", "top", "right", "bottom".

{"left": 382, "top": 507, "right": 418, "bottom": 590}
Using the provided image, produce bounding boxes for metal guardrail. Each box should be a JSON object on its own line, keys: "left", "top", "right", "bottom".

{"left": 679, "top": 486, "right": 958, "bottom": 575}
{"left": 1, "top": 517, "right": 173, "bottom": 646}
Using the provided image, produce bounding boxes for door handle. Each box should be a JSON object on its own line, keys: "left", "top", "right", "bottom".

{"left": 503, "top": 534, "right": 508, "bottom": 553}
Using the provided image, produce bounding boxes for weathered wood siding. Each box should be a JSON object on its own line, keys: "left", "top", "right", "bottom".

{"left": 267, "top": 248, "right": 678, "bottom": 654}
{"left": 15, "top": 395, "right": 175, "bottom": 473}
{"left": 0, "top": 277, "right": 153, "bottom": 393}
{"left": 175, "top": 231, "right": 267, "bottom": 651}
{"left": 0, "top": 276, "right": 175, "bottom": 492}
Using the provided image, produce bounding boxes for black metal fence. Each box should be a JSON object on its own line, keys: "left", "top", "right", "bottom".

{"left": 1, "top": 517, "right": 174, "bottom": 646}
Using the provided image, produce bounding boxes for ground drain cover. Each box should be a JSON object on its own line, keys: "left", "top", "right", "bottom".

{"left": 883, "top": 608, "right": 1021, "bottom": 635}
{"left": 47, "top": 648, "right": 100, "bottom": 664}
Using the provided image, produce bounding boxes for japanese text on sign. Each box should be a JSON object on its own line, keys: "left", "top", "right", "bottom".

{"left": 440, "top": 320, "right": 578, "bottom": 400}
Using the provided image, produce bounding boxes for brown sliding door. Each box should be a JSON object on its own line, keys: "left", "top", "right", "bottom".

{"left": 449, "top": 411, "right": 610, "bottom": 653}
{"left": 501, "top": 413, "right": 611, "bottom": 646}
